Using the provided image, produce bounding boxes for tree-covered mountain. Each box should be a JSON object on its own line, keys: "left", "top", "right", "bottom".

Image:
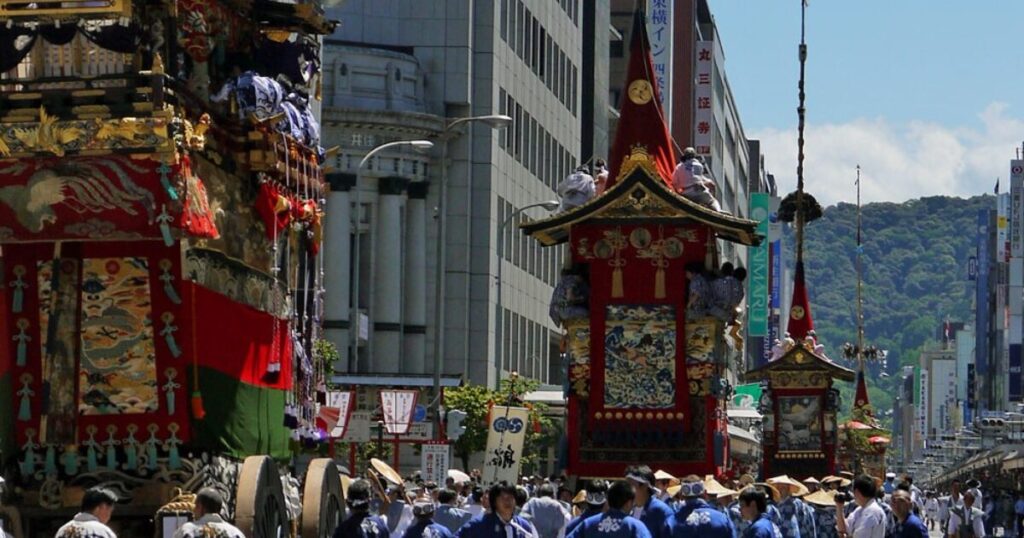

{"left": 781, "top": 195, "right": 993, "bottom": 424}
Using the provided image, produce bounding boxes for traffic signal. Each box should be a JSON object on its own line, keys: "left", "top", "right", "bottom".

{"left": 446, "top": 409, "right": 467, "bottom": 441}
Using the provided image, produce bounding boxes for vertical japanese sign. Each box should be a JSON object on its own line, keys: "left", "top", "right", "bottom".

{"left": 768, "top": 196, "right": 782, "bottom": 365}
{"left": 748, "top": 193, "right": 770, "bottom": 337}
{"left": 646, "top": 0, "right": 672, "bottom": 122}
{"left": 976, "top": 210, "right": 990, "bottom": 376}
{"left": 694, "top": 40, "right": 714, "bottom": 157}
{"left": 421, "top": 442, "right": 450, "bottom": 486}
{"left": 380, "top": 390, "right": 418, "bottom": 435}
{"left": 319, "top": 390, "right": 356, "bottom": 438}
{"left": 1011, "top": 161, "right": 1023, "bottom": 257}
{"left": 918, "top": 367, "right": 929, "bottom": 441}
{"left": 998, "top": 193, "right": 1009, "bottom": 262}
{"left": 483, "top": 406, "right": 529, "bottom": 486}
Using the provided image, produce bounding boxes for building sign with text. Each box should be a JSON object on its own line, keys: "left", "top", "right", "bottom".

{"left": 647, "top": 0, "right": 672, "bottom": 122}
{"left": 482, "top": 406, "right": 529, "bottom": 486}
{"left": 748, "top": 193, "right": 770, "bottom": 337}
{"left": 694, "top": 40, "right": 714, "bottom": 157}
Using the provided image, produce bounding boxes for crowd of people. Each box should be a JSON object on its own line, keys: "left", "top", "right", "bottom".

{"left": 49, "top": 467, "right": 1022, "bottom": 538}
{"left": 324, "top": 466, "right": 985, "bottom": 538}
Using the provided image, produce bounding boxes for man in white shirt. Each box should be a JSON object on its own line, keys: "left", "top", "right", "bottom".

{"left": 55, "top": 487, "right": 119, "bottom": 538}
{"left": 834, "top": 475, "right": 886, "bottom": 538}
{"left": 173, "top": 488, "right": 245, "bottom": 538}
{"left": 948, "top": 491, "right": 986, "bottom": 538}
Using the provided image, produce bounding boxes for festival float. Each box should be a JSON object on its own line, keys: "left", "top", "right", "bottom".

{"left": 521, "top": 12, "right": 761, "bottom": 478}
{"left": 0, "top": 0, "right": 343, "bottom": 534}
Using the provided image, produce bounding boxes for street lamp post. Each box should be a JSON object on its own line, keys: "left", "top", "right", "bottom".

{"left": 494, "top": 201, "right": 559, "bottom": 389}
{"left": 431, "top": 115, "right": 511, "bottom": 434}
{"left": 350, "top": 140, "right": 434, "bottom": 372}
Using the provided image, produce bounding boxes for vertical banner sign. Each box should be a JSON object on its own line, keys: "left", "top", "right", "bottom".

{"left": 768, "top": 196, "right": 783, "bottom": 365}
{"left": 483, "top": 406, "right": 529, "bottom": 486}
{"left": 998, "top": 193, "right": 1009, "bottom": 262}
{"left": 918, "top": 368, "right": 929, "bottom": 441}
{"left": 1011, "top": 161, "right": 1023, "bottom": 257}
{"left": 976, "top": 210, "right": 990, "bottom": 376}
{"left": 694, "top": 40, "right": 714, "bottom": 157}
{"left": 319, "top": 391, "right": 356, "bottom": 438}
{"left": 380, "top": 390, "right": 418, "bottom": 435}
{"left": 1011, "top": 345, "right": 1022, "bottom": 402}
{"left": 748, "top": 193, "right": 770, "bottom": 337}
{"left": 646, "top": 0, "right": 672, "bottom": 122}
{"left": 421, "top": 442, "right": 450, "bottom": 486}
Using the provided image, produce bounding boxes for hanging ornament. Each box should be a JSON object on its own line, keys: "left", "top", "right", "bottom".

{"left": 84, "top": 425, "right": 100, "bottom": 472}
{"left": 191, "top": 391, "right": 206, "bottom": 420}
{"left": 158, "top": 161, "right": 180, "bottom": 201}
{"left": 158, "top": 259, "right": 182, "bottom": 304}
{"left": 104, "top": 425, "right": 120, "bottom": 469}
{"left": 20, "top": 429, "right": 38, "bottom": 476}
{"left": 163, "top": 368, "right": 180, "bottom": 415}
{"left": 123, "top": 425, "right": 139, "bottom": 471}
{"left": 17, "top": 373, "right": 33, "bottom": 422}
{"left": 62, "top": 444, "right": 80, "bottom": 476}
{"left": 283, "top": 403, "right": 299, "bottom": 429}
{"left": 165, "top": 423, "right": 182, "bottom": 470}
{"left": 14, "top": 318, "right": 30, "bottom": 367}
{"left": 44, "top": 444, "right": 57, "bottom": 476}
{"left": 145, "top": 424, "right": 160, "bottom": 471}
{"left": 9, "top": 265, "right": 26, "bottom": 313}
{"left": 161, "top": 312, "right": 182, "bottom": 357}
{"left": 157, "top": 204, "right": 175, "bottom": 246}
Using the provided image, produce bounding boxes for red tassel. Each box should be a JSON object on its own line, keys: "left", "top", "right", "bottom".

{"left": 191, "top": 391, "right": 206, "bottom": 420}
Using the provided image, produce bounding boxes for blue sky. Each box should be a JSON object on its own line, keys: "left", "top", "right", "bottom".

{"left": 706, "top": 0, "right": 1024, "bottom": 204}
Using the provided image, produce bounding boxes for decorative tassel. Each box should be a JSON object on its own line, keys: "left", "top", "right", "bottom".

{"left": 44, "top": 445, "right": 57, "bottom": 476}
{"left": 161, "top": 313, "right": 182, "bottom": 357}
{"left": 191, "top": 391, "right": 206, "bottom": 420}
{"left": 105, "top": 426, "right": 119, "bottom": 469}
{"left": 158, "top": 161, "right": 179, "bottom": 201}
{"left": 654, "top": 265, "right": 666, "bottom": 299}
{"left": 168, "top": 442, "right": 181, "bottom": 470}
{"left": 17, "top": 374, "right": 33, "bottom": 422}
{"left": 159, "top": 260, "right": 182, "bottom": 304}
{"left": 20, "top": 453, "right": 34, "bottom": 477}
{"left": 163, "top": 368, "right": 180, "bottom": 415}
{"left": 62, "top": 445, "right": 79, "bottom": 476}
{"left": 86, "top": 444, "right": 98, "bottom": 472}
{"left": 166, "top": 423, "right": 182, "bottom": 470}
{"left": 10, "top": 266, "right": 26, "bottom": 313}
{"left": 14, "top": 319, "right": 29, "bottom": 367}
{"left": 124, "top": 425, "right": 138, "bottom": 471}
{"left": 146, "top": 438, "right": 158, "bottom": 471}
{"left": 611, "top": 267, "right": 624, "bottom": 298}
{"left": 283, "top": 404, "right": 299, "bottom": 429}
{"left": 157, "top": 204, "right": 175, "bottom": 246}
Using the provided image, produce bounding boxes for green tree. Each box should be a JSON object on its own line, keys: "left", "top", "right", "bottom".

{"left": 444, "top": 384, "right": 498, "bottom": 470}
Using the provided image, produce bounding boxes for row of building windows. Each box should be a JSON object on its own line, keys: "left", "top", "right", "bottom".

{"left": 557, "top": 0, "right": 580, "bottom": 26}
{"left": 332, "top": 152, "right": 432, "bottom": 181}
{"left": 499, "top": 0, "right": 578, "bottom": 117}
{"left": 498, "top": 88, "right": 578, "bottom": 193}
{"left": 498, "top": 196, "right": 566, "bottom": 288}
{"left": 501, "top": 307, "right": 562, "bottom": 384}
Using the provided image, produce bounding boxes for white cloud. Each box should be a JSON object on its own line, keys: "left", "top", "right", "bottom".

{"left": 751, "top": 103, "right": 1024, "bottom": 205}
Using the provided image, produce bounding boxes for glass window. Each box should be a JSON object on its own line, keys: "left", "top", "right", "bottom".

{"left": 500, "top": 0, "right": 508, "bottom": 42}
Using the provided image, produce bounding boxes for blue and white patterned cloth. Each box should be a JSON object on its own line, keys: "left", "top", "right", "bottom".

{"left": 458, "top": 513, "right": 538, "bottom": 538}
{"left": 667, "top": 499, "right": 734, "bottom": 538}
{"left": 403, "top": 521, "right": 456, "bottom": 538}
{"left": 729, "top": 502, "right": 782, "bottom": 538}
{"left": 743, "top": 514, "right": 783, "bottom": 538}
{"left": 776, "top": 497, "right": 815, "bottom": 538}
{"left": 633, "top": 496, "right": 675, "bottom": 538}
{"left": 566, "top": 510, "right": 651, "bottom": 538}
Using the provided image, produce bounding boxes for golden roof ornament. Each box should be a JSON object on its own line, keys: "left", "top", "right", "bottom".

{"left": 615, "top": 144, "right": 659, "bottom": 183}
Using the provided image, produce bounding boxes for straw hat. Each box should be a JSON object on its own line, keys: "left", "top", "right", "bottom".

{"left": 704, "top": 477, "right": 737, "bottom": 498}
{"left": 802, "top": 477, "right": 820, "bottom": 485}
{"left": 654, "top": 470, "right": 680, "bottom": 486}
{"left": 803, "top": 489, "right": 837, "bottom": 508}
{"left": 752, "top": 482, "right": 781, "bottom": 502}
{"left": 737, "top": 474, "right": 755, "bottom": 487}
{"left": 767, "top": 475, "right": 810, "bottom": 497}
{"left": 838, "top": 471, "right": 854, "bottom": 479}
{"left": 572, "top": 490, "right": 587, "bottom": 505}
{"left": 666, "top": 484, "right": 682, "bottom": 498}
{"left": 370, "top": 458, "right": 403, "bottom": 486}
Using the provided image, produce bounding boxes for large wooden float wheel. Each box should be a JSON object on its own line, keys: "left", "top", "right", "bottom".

{"left": 235, "top": 455, "right": 288, "bottom": 538}
{"left": 301, "top": 458, "right": 346, "bottom": 538}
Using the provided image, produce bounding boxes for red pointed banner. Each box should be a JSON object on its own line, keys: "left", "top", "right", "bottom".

{"left": 606, "top": 10, "right": 676, "bottom": 189}
{"left": 787, "top": 261, "right": 814, "bottom": 340}
{"left": 854, "top": 369, "right": 873, "bottom": 416}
